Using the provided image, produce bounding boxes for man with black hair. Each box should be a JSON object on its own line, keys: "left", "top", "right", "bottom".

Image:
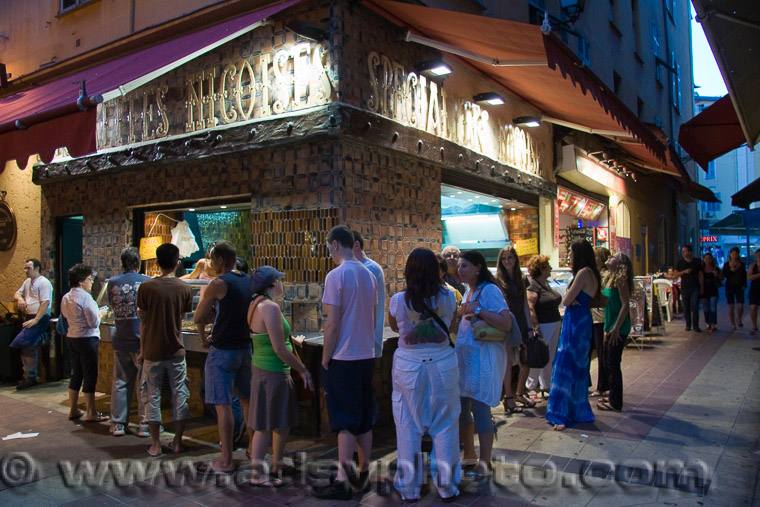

{"left": 137, "top": 243, "right": 193, "bottom": 457}
{"left": 194, "top": 240, "right": 252, "bottom": 474}
{"left": 12, "top": 258, "right": 53, "bottom": 390}
{"left": 107, "top": 247, "right": 150, "bottom": 437}
{"left": 675, "top": 245, "right": 704, "bottom": 332}
{"left": 312, "top": 225, "right": 378, "bottom": 500}
{"left": 352, "top": 231, "right": 386, "bottom": 358}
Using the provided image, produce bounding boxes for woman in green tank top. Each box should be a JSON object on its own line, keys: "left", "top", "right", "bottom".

{"left": 598, "top": 252, "right": 633, "bottom": 412}
{"left": 246, "top": 266, "right": 314, "bottom": 487}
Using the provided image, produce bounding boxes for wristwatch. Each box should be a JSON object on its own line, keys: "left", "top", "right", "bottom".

{"left": 474, "top": 305, "right": 482, "bottom": 316}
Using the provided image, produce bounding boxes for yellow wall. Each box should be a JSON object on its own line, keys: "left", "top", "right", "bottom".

{"left": 0, "top": 158, "right": 42, "bottom": 305}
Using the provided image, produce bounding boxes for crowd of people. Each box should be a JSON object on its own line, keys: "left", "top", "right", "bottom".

{"left": 17, "top": 228, "right": 750, "bottom": 502}
{"left": 669, "top": 245, "right": 760, "bottom": 334}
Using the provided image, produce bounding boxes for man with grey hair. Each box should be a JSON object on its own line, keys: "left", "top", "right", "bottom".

{"left": 107, "top": 247, "right": 150, "bottom": 437}
{"left": 441, "top": 245, "right": 465, "bottom": 295}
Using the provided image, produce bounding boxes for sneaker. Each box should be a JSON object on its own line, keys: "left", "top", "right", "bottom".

{"left": 694, "top": 327, "right": 702, "bottom": 333}
{"left": 111, "top": 423, "right": 126, "bottom": 437}
{"left": 684, "top": 326, "right": 691, "bottom": 332}
{"left": 311, "top": 478, "right": 352, "bottom": 500}
{"left": 137, "top": 423, "right": 150, "bottom": 437}
{"left": 16, "top": 378, "right": 38, "bottom": 390}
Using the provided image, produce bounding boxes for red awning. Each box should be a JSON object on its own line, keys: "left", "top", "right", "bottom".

{"left": 0, "top": 0, "right": 301, "bottom": 169}
{"left": 365, "top": 0, "right": 667, "bottom": 164}
{"left": 678, "top": 95, "right": 746, "bottom": 171}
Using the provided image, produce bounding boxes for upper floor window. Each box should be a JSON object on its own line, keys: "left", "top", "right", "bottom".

{"left": 671, "top": 52, "right": 682, "bottom": 112}
{"left": 60, "top": 0, "right": 97, "bottom": 15}
{"left": 705, "top": 161, "right": 715, "bottom": 180}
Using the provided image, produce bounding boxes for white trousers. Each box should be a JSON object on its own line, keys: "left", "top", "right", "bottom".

{"left": 526, "top": 320, "right": 562, "bottom": 391}
{"left": 392, "top": 347, "right": 461, "bottom": 500}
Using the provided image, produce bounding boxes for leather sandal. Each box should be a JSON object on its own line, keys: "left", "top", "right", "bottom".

{"left": 502, "top": 396, "right": 523, "bottom": 413}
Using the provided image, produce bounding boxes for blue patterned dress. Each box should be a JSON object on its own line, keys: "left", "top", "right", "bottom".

{"left": 545, "top": 290, "right": 595, "bottom": 427}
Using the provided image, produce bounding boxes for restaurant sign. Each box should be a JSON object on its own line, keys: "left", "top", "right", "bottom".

{"left": 367, "top": 51, "right": 542, "bottom": 176}
{"left": 557, "top": 188, "right": 606, "bottom": 221}
{"left": 99, "top": 42, "right": 333, "bottom": 148}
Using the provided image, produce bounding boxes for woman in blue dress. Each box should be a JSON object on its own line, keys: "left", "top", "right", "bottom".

{"left": 546, "top": 239, "right": 601, "bottom": 431}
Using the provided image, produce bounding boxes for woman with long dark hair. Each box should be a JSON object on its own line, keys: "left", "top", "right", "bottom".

{"left": 456, "top": 250, "right": 512, "bottom": 479}
{"left": 495, "top": 246, "right": 535, "bottom": 412}
{"left": 545, "top": 239, "right": 600, "bottom": 431}
{"left": 598, "top": 252, "right": 632, "bottom": 412}
{"left": 389, "top": 248, "right": 460, "bottom": 501}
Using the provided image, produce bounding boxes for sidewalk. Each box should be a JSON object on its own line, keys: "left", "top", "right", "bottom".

{"left": 0, "top": 296, "right": 758, "bottom": 506}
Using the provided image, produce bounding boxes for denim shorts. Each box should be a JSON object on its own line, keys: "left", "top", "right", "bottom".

{"left": 204, "top": 345, "right": 252, "bottom": 405}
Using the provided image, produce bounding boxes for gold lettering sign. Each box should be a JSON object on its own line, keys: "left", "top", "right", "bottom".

{"left": 367, "top": 51, "right": 541, "bottom": 176}
{"left": 99, "top": 42, "right": 333, "bottom": 148}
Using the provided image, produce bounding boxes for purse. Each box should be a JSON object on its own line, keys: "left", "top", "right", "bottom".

{"left": 520, "top": 329, "right": 550, "bottom": 368}
{"left": 468, "top": 287, "right": 507, "bottom": 342}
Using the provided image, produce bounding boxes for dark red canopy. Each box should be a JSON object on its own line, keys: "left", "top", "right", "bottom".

{"left": 678, "top": 95, "right": 746, "bottom": 171}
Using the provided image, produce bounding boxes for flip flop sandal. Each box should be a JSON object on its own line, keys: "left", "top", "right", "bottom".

{"left": 196, "top": 462, "right": 235, "bottom": 475}
{"left": 248, "top": 475, "right": 289, "bottom": 488}
{"left": 68, "top": 412, "right": 84, "bottom": 421}
{"left": 597, "top": 401, "right": 621, "bottom": 412}
{"left": 147, "top": 446, "right": 163, "bottom": 458}
{"left": 84, "top": 413, "right": 109, "bottom": 423}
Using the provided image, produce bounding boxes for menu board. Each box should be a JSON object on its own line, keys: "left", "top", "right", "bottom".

{"left": 565, "top": 227, "right": 595, "bottom": 261}
{"left": 0, "top": 200, "right": 17, "bottom": 251}
{"left": 557, "top": 187, "right": 605, "bottom": 220}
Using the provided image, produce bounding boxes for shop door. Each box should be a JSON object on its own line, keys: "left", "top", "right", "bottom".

{"left": 57, "top": 216, "right": 83, "bottom": 302}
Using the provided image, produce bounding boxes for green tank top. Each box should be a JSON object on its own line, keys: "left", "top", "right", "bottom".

{"left": 251, "top": 313, "right": 293, "bottom": 373}
{"left": 603, "top": 286, "right": 631, "bottom": 336}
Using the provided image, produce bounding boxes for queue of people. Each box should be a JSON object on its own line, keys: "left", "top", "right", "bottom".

{"left": 16, "top": 230, "right": 749, "bottom": 502}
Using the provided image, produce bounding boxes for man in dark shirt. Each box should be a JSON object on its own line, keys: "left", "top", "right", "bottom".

{"left": 194, "top": 241, "right": 252, "bottom": 474}
{"left": 107, "top": 247, "right": 150, "bottom": 437}
{"left": 137, "top": 243, "right": 193, "bottom": 457}
{"left": 675, "top": 245, "right": 704, "bottom": 332}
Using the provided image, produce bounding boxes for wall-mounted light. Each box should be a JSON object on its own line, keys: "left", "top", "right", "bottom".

{"left": 560, "top": 0, "right": 586, "bottom": 24}
{"left": 415, "top": 59, "right": 452, "bottom": 78}
{"left": 513, "top": 116, "right": 541, "bottom": 127}
{"left": 284, "top": 19, "right": 328, "bottom": 42}
{"left": 473, "top": 92, "right": 505, "bottom": 106}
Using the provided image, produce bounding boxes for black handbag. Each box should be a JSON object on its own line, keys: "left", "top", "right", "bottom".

{"left": 521, "top": 329, "right": 550, "bottom": 368}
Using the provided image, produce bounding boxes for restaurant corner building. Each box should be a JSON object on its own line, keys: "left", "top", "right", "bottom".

{"left": 0, "top": 0, "right": 695, "bottom": 434}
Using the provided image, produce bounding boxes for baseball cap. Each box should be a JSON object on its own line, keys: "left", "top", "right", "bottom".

{"left": 250, "top": 265, "right": 285, "bottom": 293}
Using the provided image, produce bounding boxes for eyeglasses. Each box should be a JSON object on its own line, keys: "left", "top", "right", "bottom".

{"left": 443, "top": 253, "right": 459, "bottom": 259}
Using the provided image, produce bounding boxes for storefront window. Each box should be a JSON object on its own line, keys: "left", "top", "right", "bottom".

{"left": 557, "top": 187, "right": 609, "bottom": 266}
{"left": 441, "top": 184, "right": 538, "bottom": 265}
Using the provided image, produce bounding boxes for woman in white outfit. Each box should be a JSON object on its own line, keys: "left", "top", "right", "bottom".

{"left": 389, "top": 248, "right": 460, "bottom": 502}
{"left": 525, "top": 255, "right": 563, "bottom": 395}
{"left": 456, "top": 249, "right": 512, "bottom": 481}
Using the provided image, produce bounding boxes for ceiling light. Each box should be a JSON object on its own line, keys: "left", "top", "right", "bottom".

{"left": 511, "top": 207, "right": 517, "bottom": 211}
{"left": 220, "top": 205, "right": 227, "bottom": 209}
{"left": 473, "top": 92, "right": 505, "bottom": 106}
{"left": 188, "top": 208, "right": 195, "bottom": 212}
{"left": 415, "top": 59, "right": 452, "bottom": 78}
{"left": 457, "top": 191, "right": 462, "bottom": 194}
{"left": 474, "top": 195, "right": 480, "bottom": 199}
{"left": 513, "top": 116, "right": 541, "bottom": 127}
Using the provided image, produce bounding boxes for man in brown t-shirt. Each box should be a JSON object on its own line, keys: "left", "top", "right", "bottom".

{"left": 137, "top": 243, "right": 193, "bottom": 457}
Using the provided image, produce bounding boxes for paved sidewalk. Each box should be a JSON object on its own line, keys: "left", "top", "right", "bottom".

{"left": 0, "top": 297, "right": 758, "bottom": 506}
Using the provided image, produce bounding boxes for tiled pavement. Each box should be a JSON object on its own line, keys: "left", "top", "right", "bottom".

{"left": 0, "top": 297, "right": 758, "bottom": 506}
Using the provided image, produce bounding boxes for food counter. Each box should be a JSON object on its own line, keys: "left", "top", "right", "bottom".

{"left": 95, "top": 278, "right": 399, "bottom": 436}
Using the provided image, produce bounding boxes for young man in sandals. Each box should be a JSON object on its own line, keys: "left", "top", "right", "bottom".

{"left": 137, "top": 243, "right": 193, "bottom": 457}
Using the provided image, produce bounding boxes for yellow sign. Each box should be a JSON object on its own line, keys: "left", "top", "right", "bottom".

{"left": 514, "top": 238, "right": 539, "bottom": 257}
{"left": 139, "top": 236, "right": 163, "bottom": 260}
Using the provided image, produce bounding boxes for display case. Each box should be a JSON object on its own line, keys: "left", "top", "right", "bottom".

{"left": 98, "top": 278, "right": 211, "bottom": 352}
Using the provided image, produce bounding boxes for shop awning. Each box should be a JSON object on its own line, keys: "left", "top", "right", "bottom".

{"left": 678, "top": 95, "right": 746, "bottom": 171}
{"left": 365, "top": 0, "right": 667, "bottom": 164}
{"left": 732, "top": 176, "right": 760, "bottom": 209}
{"left": 0, "top": 0, "right": 301, "bottom": 169}
{"left": 709, "top": 209, "right": 760, "bottom": 236}
{"left": 692, "top": 1, "right": 760, "bottom": 151}
{"left": 685, "top": 180, "right": 721, "bottom": 204}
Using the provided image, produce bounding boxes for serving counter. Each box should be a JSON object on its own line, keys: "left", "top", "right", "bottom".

{"left": 95, "top": 278, "right": 399, "bottom": 436}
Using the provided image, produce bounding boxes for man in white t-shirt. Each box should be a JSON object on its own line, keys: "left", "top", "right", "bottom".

{"left": 11, "top": 259, "right": 54, "bottom": 390}
{"left": 312, "top": 225, "right": 377, "bottom": 500}
{"left": 352, "top": 231, "right": 386, "bottom": 358}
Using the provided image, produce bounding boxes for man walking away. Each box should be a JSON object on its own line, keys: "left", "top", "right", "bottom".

{"left": 12, "top": 259, "right": 53, "bottom": 390}
{"left": 675, "top": 245, "right": 704, "bottom": 332}
{"left": 137, "top": 243, "right": 193, "bottom": 457}
{"left": 353, "top": 231, "right": 386, "bottom": 359}
{"left": 108, "top": 247, "right": 150, "bottom": 437}
{"left": 312, "top": 225, "right": 378, "bottom": 500}
{"left": 194, "top": 241, "right": 252, "bottom": 474}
